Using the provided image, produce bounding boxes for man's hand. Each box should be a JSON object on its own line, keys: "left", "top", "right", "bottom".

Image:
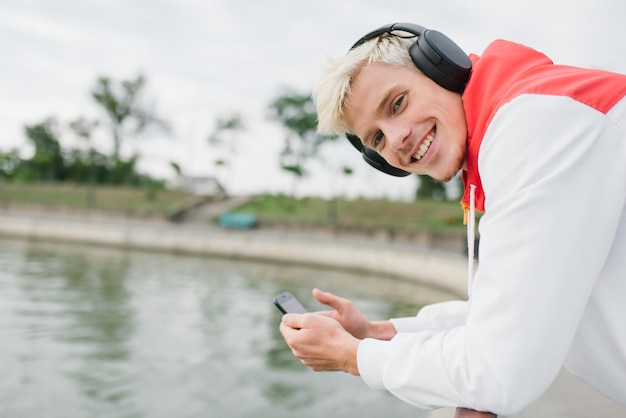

{"left": 279, "top": 312, "right": 361, "bottom": 375}
{"left": 312, "top": 288, "right": 396, "bottom": 340}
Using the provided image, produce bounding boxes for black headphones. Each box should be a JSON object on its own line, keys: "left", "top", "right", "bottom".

{"left": 346, "top": 22, "right": 472, "bottom": 177}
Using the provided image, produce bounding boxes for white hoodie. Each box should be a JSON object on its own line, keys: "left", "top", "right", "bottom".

{"left": 356, "top": 40, "right": 626, "bottom": 415}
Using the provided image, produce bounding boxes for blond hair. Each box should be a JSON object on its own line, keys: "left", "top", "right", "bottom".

{"left": 313, "top": 32, "right": 418, "bottom": 136}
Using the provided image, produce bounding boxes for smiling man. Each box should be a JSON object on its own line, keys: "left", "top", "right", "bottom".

{"left": 343, "top": 60, "right": 467, "bottom": 182}
{"left": 279, "top": 23, "right": 626, "bottom": 417}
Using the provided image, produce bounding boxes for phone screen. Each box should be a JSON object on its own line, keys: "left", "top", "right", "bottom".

{"left": 273, "top": 291, "right": 308, "bottom": 314}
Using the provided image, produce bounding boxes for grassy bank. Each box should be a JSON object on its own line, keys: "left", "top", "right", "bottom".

{"left": 0, "top": 182, "right": 193, "bottom": 216}
{"left": 0, "top": 182, "right": 472, "bottom": 231}
{"left": 236, "top": 194, "right": 468, "bottom": 231}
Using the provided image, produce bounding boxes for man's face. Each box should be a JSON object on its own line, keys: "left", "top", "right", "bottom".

{"left": 344, "top": 62, "right": 468, "bottom": 182}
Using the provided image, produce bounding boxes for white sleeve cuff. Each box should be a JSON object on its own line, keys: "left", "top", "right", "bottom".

{"left": 357, "top": 338, "right": 390, "bottom": 390}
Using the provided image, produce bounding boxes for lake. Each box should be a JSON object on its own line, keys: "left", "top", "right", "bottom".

{"left": 0, "top": 236, "right": 455, "bottom": 418}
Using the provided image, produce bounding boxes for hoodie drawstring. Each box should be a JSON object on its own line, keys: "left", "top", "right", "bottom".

{"left": 464, "top": 184, "right": 477, "bottom": 299}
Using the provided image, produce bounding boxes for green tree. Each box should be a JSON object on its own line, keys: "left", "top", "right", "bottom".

{"left": 69, "top": 117, "right": 100, "bottom": 206}
{"left": 415, "top": 174, "right": 447, "bottom": 200}
{"left": 267, "top": 90, "right": 338, "bottom": 195}
{"left": 0, "top": 149, "right": 22, "bottom": 180}
{"left": 23, "top": 117, "right": 66, "bottom": 181}
{"left": 170, "top": 161, "right": 182, "bottom": 177}
{"left": 91, "top": 74, "right": 169, "bottom": 160}
{"left": 207, "top": 113, "right": 245, "bottom": 196}
{"left": 107, "top": 156, "right": 139, "bottom": 185}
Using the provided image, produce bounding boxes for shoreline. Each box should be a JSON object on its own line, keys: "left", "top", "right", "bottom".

{"left": 0, "top": 209, "right": 468, "bottom": 297}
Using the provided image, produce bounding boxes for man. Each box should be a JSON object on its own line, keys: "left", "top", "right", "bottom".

{"left": 279, "top": 23, "right": 626, "bottom": 416}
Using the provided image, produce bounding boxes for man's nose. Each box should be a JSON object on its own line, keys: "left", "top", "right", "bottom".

{"left": 385, "top": 124, "right": 411, "bottom": 152}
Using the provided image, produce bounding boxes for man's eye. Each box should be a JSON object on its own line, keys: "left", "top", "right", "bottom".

{"left": 373, "top": 132, "right": 384, "bottom": 147}
{"left": 393, "top": 96, "right": 404, "bottom": 112}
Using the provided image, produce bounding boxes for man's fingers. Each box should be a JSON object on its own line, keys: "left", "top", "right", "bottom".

{"left": 312, "top": 288, "right": 346, "bottom": 310}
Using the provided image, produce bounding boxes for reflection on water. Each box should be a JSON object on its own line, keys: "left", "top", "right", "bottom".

{"left": 0, "top": 237, "right": 455, "bottom": 418}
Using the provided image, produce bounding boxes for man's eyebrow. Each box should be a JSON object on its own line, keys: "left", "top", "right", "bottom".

{"left": 375, "top": 86, "right": 396, "bottom": 117}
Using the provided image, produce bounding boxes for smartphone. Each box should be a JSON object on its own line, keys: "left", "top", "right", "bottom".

{"left": 273, "top": 291, "right": 308, "bottom": 314}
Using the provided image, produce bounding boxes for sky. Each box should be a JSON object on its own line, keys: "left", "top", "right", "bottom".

{"left": 2, "top": 0, "right": 626, "bottom": 201}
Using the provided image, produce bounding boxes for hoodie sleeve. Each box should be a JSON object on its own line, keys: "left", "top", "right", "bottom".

{"left": 390, "top": 300, "right": 469, "bottom": 333}
{"left": 357, "top": 95, "right": 626, "bottom": 415}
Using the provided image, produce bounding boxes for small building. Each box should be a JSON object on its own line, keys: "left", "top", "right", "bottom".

{"left": 176, "top": 175, "right": 225, "bottom": 196}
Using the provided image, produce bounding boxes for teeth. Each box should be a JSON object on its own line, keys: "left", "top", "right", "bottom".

{"left": 413, "top": 131, "right": 435, "bottom": 161}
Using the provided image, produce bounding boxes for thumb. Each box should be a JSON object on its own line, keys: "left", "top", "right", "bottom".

{"left": 281, "top": 313, "right": 306, "bottom": 329}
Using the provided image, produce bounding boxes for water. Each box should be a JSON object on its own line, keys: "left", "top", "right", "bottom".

{"left": 0, "top": 237, "right": 455, "bottom": 418}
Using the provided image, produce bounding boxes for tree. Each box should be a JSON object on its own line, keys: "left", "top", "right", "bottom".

{"left": 23, "top": 117, "right": 66, "bottom": 181}
{"left": 6, "top": 75, "right": 172, "bottom": 191}
{"left": 69, "top": 117, "right": 99, "bottom": 143}
{"left": 0, "top": 149, "right": 22, "bottom": 181}
{"left": 91, "top": 74, "right": 169, "bottom": 160}
{"left": 207, "top": 113, "right": 246, "bottom": 196}
{"left": 415, "top": 174, "right": 447, "bottom": 200}
{"left": 267, "top": 90, "right": 338, "bottom": 194}
{"left": 69, "top": 117, "right": 100, "bottom": 206}
{"left": 170, "top": 161, "right": 182, "bottom": 177}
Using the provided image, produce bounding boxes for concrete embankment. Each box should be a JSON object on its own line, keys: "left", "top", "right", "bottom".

{"left": 0, "top": 209, "right": 468, "bottom": 297}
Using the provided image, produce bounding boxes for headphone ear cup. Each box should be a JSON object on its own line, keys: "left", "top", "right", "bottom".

{"left": 361, "top": 148, "right": 411, "bottom": 177}
{"left": 347, "top": 134, "right": 410, "bottom": 176}
{"left": 409, "top": 29, "right": 472, "bottom": 94}
{"left": 346, "top": 133, "right": 364, "bottom": 152}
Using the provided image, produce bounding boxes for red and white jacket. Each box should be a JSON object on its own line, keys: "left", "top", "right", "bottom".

{"left": 357, "top": 40, "right": 626, "bottom": 415}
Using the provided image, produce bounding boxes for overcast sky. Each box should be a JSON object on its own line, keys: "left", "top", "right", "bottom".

{"left": 2, "top": 0, "right": 625, "bottom": 200}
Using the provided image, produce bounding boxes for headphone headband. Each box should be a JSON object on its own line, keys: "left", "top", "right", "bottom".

{"left": 345, "top": 22, "right": 471, "bottom": 178}
{"left": 351, "top": 23, "right": 427, "bottom": 50}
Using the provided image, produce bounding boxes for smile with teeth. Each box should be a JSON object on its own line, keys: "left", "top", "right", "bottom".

{"left": 412, "top": 128, "right": 435, "bottom": 161}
